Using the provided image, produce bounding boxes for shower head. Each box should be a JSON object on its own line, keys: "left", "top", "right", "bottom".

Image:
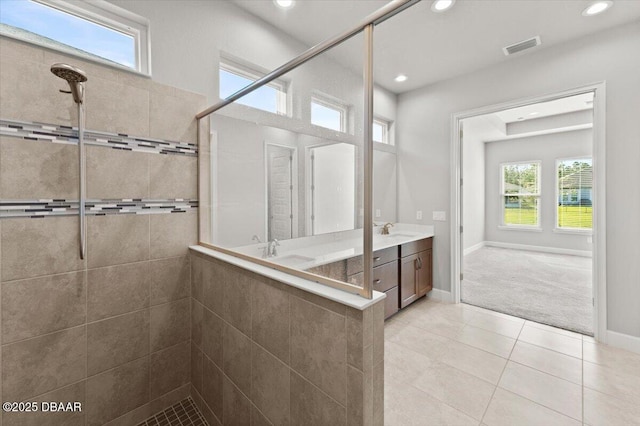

{"left": 50, "top": 63, "right": 87, "bottom": 104}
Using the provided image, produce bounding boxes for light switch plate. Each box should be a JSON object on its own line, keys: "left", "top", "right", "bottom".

{"left": 416, "top": 210, "right": 423, "bottom": 220}
{"left": 433, "top": 211, "right": 446, "bottom": 221}
{"left": 375, "top": 209, "right": 381, "bottom": 218}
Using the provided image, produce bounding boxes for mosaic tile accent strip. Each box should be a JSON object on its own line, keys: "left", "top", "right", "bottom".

{"left": 138, "top": 397, "right": 208, "bottom": 426}
{"left": 0, "top": 199, "right": 198, "bottom": 218}
{"left": 0, "top": 119, "right": 198, "bottom": 156}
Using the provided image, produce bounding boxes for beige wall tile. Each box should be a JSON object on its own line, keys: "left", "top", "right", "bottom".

{"left": 373, "top": 360, "right": 384, "bottom": 426}
{"left": 347, "top": 366, "right": 372, "bottom": 426}
{"left": 1, "top": 381, "right": 86, "bottom": 426}
{"left": 290, "top": 372, "right": 346, "bottom": 426}
{"left": 87, "top": 309, "right": 150, "bottom": 375}
{"left": 42, "top": 50, "right": 121, "bottom": 83}
{"left": 0, "top": 37, "right": 45, "bottom": 62}
{"left": 149, "top": 90, "right": 203, "bottom": 144}
{"left": 102, "top": 403, "right": 151, "bottom": 426}
{"left": 150, "top": 212, "right": 197, "bottom": 259}
{"left": 84, "top": 76, "right": 150, "bottom": 137}
{"left": 203, "top": 258, "right": 224, "bottom": 316}
{"left": 251, "top": 405, "right": 272, "bottom": 426}
{"left": 373, "top": 301, "right": 385, "bottom": 366}
{"left": 190, "top": 255, "right": 204, "bottom": 303}
{"left": 251, "top": 343, "right": 290, "bottom": 426}
{"left": 86, "top": 356, "right": 150, "bottom": 426}
{"left": 191, "top": 299, "right": 203, "bottom": 348}
{"left": 202, "top": 308, "right": 224, "bottom": 368}
{"left": 203, "top": 357, "right": 224, "bottom": 422}
{"left": 223, "top": 376, "right": 251, "bottom": 426}
{"left": 150, "top": 341, "right": 190, "bottom": 400}
{"left": 191, "top": 343, "right": 203, "bottom": 395}
{"left": 223, "top": 324, "right": 252, "bottom": 396}
{"left": 86, "top": 146, "right": 149, "bottom": 199}
{"left": 251, "top": 280, "right": 289, "bottom": 365}
{"left": 149, "top": 154, "right": 197, "bottom": 199}
{"left": 288, "top": 287, "right": 346, "bottom": 316}
{"left": 87, "top": 261, "right": 150, "bottom": 322}
{"left": 87, "top": 214, "right": 149, "bottom": 269}
{"left": 150, "top": 256, "right": 190, "bottom": 306}
{"left": 2, "top": 326, "right": 86, "bottom": 401}
{"left": 148, "top": 383, "right": 190, "bottom": 415}
{"left": 0, "top": 58, "right": 78, "bottom": 126}
{"left": 222, "top": 269, "right": 252, "bottom": 337}
{"left": 290, "top": 296, "right": 346, "bottom": 405}
{"left": 0, "top": 137, "right": 78, "bottom": 200}
{"left": 1, "top": 216, "right": 84, "bottom": 281}
{"left": 150, "top": 298, "right": 190, "bottom": 352}
{"left": 2, "top": 271, "right": 85, "bottom": 343}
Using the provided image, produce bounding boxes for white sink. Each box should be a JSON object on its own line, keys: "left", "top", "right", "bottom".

{"left": 271, "top": 254, "right": 314, "bottom": 267}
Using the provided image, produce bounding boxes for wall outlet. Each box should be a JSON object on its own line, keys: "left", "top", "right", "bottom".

{"left": 433, "top": 211, "right": 446, "bottom": 221}
{"left": 416, "top": 210, "right": 423, "bottom": 220}
{"left": 375, "top": 209, "right": 381, "bottom": 218}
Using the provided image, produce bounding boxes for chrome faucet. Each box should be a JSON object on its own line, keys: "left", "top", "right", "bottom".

{"left": 381, "top": 222, "right": 394, "bottom": 235}
{"left": 267, "top": 239, "right": 280, "bottom": 257}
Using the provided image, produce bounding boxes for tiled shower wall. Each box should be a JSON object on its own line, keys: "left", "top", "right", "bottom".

{"left": 190, "top": 251, "right": 385, "bottom": 426}
{"left": 0, "top": 36, "right": 206, "bottom": 425}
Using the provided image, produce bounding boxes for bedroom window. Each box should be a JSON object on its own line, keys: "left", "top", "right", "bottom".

{"left": 501, "top": 161, "right": 541, "bottom": 227}
{"left": 373, "top": 118, "right": 391, "bottom": 144}
{"left": 219, "top": 60, "right": 288, "bottom": 115}
{"left": 557, "top": 158, "right": 593, "bottom": 229}
{"left": 0, "top": 0, "right": 149, "bottom": 74}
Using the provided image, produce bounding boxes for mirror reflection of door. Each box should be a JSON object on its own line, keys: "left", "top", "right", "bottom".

{"left": 267, "top": 144, "right": 295, "bottom": 241}
{"left": 310, "top": 143, "right": 356, "bottom": 235}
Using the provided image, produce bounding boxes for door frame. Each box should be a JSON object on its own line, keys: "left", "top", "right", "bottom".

{"left": 264, "top": 141, "right": 298, "bottom": 241}
{"left": 450, "top": 82, "right": 607, "bottom": 341}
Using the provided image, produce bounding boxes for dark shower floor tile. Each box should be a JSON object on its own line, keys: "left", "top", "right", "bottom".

{"left": 138, "top": 397, "right": 208, "bottom": 426}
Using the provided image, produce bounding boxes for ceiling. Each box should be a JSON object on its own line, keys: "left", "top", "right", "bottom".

{"left": 232, "top": 0, "right": 640, "bottom": 94}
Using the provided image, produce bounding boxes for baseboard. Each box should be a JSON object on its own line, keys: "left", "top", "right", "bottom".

{"left": 484, "top": 241, "right": 592, "bottom": 258}
{"left": 463, "top": 242, "right": 485, "bottom": 256}
{"left": 605, "top": 330, "right": 640, "bottom": 355}
{"left": 427, "top": 288, "right": 452, "bottom": 303}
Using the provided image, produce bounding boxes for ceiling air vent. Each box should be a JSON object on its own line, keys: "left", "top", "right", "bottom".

{"left": 503, "top": 36, "right": 541, "bottom": 56}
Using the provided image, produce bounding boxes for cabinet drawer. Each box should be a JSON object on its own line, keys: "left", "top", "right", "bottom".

{"left": 346, "top": 246, "right": 398, "bottom": 275}
{"left": 400, "top": 237, "right": 433, "bottom": 258}
{"left": 347, "top": 260, "right": 398, "bottom": 293}
{"left": 383, "top": 286, "right": 399, "bottom": 319}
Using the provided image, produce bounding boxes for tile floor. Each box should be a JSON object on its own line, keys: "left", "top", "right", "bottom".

{"left": 384, "top": 297, "right": 640, "bottom": 426}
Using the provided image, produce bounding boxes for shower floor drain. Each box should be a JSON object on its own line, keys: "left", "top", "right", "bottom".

{"left": 137, "top": 397, "right": 208, "bottom": 426}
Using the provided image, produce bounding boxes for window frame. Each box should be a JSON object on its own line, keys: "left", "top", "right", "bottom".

{"left": 372, "top": 118, "right": 391, "bottom": 145}
{"left": 500, "top": 160, "right": 542, "bottom": 229}
{"left": 310, "top": 95, "right": 348, "bottom": 133}
{"left": 555, "top": 156, "right": 593, "bottom": 234}
{"left": 219, "top": 59, "right": 288, "bottom": 116}
{"left": 0, "top": 0, "right": 151, "bottom": 75}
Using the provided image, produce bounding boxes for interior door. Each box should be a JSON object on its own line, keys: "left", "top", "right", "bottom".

{"left": 267, "top": 145, "right": 294, "bottom": 241}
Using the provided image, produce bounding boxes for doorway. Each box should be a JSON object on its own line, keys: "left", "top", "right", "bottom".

{"left": 266, "top": 143, "right": 297, "bottom": 241}
{"left": 451, "top": 84, "right": 607, "bottom": 340}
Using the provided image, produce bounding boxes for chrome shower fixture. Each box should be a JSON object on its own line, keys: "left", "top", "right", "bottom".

{"left": 51, "top": 63, "right": 88, "bottom": 259}
{"left": 50, "top": 63, "right": 87, "bottom": 104}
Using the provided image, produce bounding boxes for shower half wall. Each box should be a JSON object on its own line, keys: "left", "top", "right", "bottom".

{"left": 0, "top": 36, "right": 206, "bottom": 425}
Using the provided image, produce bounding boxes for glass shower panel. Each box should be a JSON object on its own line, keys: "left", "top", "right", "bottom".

{"left": 200, "top": 32, "right": 369, "bottom": 292}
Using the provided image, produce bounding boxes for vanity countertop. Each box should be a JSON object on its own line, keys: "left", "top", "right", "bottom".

{"left": 265, "top": 223, "right": 434, "bottom": 270}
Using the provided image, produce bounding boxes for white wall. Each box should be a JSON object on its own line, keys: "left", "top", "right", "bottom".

{"left": 462, "top": 115, "right": 505, "bottom": 251}
{"left": 396, "top": 21, "right": 640, "bottom": 337}
{"left": 485, "top": 129, "right": 592, "bottom": 251}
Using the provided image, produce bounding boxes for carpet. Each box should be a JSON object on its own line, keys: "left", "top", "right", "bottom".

{"left": 462, "top": 246, "right": 593, "bottom": 335}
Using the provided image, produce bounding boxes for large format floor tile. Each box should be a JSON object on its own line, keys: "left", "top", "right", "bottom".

{"left": 384, "top": 299, "right": 640, "bottom": 426}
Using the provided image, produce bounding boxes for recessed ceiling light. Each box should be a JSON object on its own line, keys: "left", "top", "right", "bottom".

{"left": 274, "top": 0, "right": 294, "bottom": 9}
{"left": 431, "top": 0, "right": 455, "bottom": 12}
{"left": 394, "top": 74, "right": 408, "bottom": 82}
{"left": 529, "top": 112, "right": 539, "bottom": 116}
{"left": 582, "top": 1, "right": 613, "bottom": 16}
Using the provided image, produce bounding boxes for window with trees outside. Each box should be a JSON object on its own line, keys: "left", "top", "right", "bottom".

{"left": 501, "top": 162, "right": 541, "bottom": 227}
{"left": 557, "top": 158, "right": 593, "bottom": 229}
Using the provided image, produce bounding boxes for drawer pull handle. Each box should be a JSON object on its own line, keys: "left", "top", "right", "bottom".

{"left": 373, "top": 256, "right": 381, "bottom": 261}
{"left": 374, "top": 279, "right": 381, "bottom": 284}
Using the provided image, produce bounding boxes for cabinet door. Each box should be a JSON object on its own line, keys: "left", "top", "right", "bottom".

{"left": 400, "top": 253, "right": 419, "bottom": 308}
{"left": 416, "top": 249, "right": 433, "bottom": 297}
